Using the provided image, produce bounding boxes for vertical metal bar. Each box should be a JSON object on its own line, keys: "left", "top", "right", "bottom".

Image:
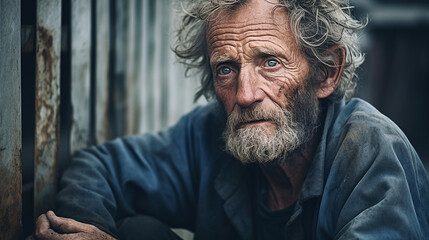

{"left": 158, "top": 1, "right": 170, "bottom": 129}
{"left": 125, "top": 0, "right": 138, "bottom": 135}
{"left": 70, "top": 0, "right": 92, "bottom": 153}
{"left": 112, "top": 0, "right": 127, "bottom": 137}
{"left": 141, "top": 0, "right": 159, "bottom": 132}
{"left": 108, "top": 0, "right": 117, "bottom": 139}
{"left": 136, "top": 0, "right": 149, "bottom": 134}
{"left": 139, "top": 0, "right": 152, "bottom": 133}
{"left": 0, "top": 0, "right": 22, "bottom": 239}
{"left": 152, "top": 0, "right": 162, "bottom": 131}
{"left": 33, "top": 0, "right": 62, "bottom": 218}
{"left": 95, "top": 0, "right": 110, "bottom": 144}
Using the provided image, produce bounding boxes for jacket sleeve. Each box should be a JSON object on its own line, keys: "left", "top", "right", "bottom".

{"left": 55, "top": 113, "right": 200, "bottom": 237}
{"left": 319, "top": 110, "right": 429, "bottom": 239}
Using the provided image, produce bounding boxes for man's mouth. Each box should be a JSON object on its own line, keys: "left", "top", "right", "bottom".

{"left": 237, "top": 119, "right": 274, "bottom": 129}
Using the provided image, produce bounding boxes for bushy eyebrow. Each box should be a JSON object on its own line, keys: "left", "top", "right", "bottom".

{"left": 210, "top": 46, "right": 290, "bottom": 68}
{"left": 250, "top": 46, "right": 290, "bottom": 62}
{"left": 210, "top": 54, "right": 236, "bottom": 69}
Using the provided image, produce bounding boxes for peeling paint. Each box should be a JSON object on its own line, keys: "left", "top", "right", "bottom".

{"left": 33, "top": 0, "right": 62, "bottom": 218}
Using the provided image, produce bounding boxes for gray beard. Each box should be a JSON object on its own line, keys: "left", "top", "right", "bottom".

{"left": 223, "top": 85, "right": 320, "bottom": 164}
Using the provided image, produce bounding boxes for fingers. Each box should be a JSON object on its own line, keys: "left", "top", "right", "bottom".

{"left": 34, "top": 213, "right": 62, "bottom": 240}
{"left": 33, "top": 211, "right": 117, "bottom": 240}
{"left": 45, "top": 210, "right": 95, "bottom": 233}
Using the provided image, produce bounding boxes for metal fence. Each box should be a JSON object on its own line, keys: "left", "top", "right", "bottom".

{"left": 1, "top": 0, "right": 202, "bottom": 238}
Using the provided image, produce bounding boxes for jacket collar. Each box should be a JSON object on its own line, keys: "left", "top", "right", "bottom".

{"left": 214, "top": 158, "right": 254, "bottom": 240}
{"left": 299, "top": 100, "right": 338, "bottom": 201}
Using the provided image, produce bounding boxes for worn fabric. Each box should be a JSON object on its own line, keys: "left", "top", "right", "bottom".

{"left": 117, "top": 215, "right": 183, "bottom": 240}
{"left": 56, "top": 98, "right": 429, "bottom": 239}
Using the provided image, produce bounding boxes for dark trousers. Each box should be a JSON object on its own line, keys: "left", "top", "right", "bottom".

{"left": 117, "top": 215, "right": 183, "bottom": 240}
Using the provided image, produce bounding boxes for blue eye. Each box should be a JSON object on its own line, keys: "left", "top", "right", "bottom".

{"left": 219, "top": 66, "right": 232, "bottom": 75}
{"left": 265, "top": 59, "right": 279, "bottom": 67}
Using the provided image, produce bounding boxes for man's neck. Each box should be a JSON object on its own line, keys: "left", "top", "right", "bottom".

{"left": 259, "top": 129, "right": 321, "bottom": 211}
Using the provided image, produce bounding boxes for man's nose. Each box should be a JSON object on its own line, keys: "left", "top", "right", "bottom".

{"left": 235, "top": 67, "right": 264, "bottom": 107}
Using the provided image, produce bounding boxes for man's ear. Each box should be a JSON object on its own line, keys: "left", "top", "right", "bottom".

{"left": 315, "top": 46, "right": 345, "bottom": 99}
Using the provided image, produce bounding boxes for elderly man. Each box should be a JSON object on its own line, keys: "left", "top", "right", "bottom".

{"left": 31, "top": 0, "right": 429, "bottom": 239}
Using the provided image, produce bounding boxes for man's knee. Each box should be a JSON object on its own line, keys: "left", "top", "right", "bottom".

{"left": 117, "top": 215, "right": 182, "bottom": 240}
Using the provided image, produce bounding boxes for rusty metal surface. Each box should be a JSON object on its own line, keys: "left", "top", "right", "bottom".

{"left": 95, "top": 0, "right": 110, "bottom": 144}
{"left": 33, "top": 0, "right": 62, "bottom": 218}
{"left": 22, "top": 25, "right": 69, "bottom": 53}
{"left": 70, "top": 0, "right": 91, "bottom": 153}
{"left": 0, "top": 0, "right": 22, "bottom": 239}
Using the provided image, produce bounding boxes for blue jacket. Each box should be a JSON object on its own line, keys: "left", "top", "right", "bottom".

{"left": 56, "top": 99, "right": 429, "bottom": 239}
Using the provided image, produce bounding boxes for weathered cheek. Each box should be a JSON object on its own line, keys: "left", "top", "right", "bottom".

{"left": 215, "top": 86, "right": 235, "bottom": 113}
{"left": 260, "top": 72, "right": 298, "bottom": 97}
{"left": 259, "top": 64, "right": 307, "bottom": 108}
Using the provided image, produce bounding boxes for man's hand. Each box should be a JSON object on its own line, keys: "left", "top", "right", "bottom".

{"left": 27, "top": 210, "right": 117, "bottom": 240}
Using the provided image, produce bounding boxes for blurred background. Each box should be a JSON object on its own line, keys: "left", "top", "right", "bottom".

{"left": 1, "top": 0, "right": 428, "bottom": 238}
{"left": 350, "top": 0, "right": 429, "bottom": 170}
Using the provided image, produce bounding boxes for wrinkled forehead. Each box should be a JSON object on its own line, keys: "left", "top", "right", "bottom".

{"left": 205, "top": 0, "right": 292, "bottom": 51}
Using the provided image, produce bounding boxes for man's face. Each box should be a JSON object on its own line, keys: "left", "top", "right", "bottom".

{"left": 207, "top": 0, "right": 320, "bottom": 163}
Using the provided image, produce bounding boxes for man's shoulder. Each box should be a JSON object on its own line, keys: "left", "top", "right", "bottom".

{"left": 324, "top": 98, "right": 420, "bottom": 172}
{"left": 318, "top": 99, "right": 429, "bottom": 239}
{"left": 330, "top": 98, "right": 409, "bottom": 146}
{"left": 320, "top": 99, "right": 421, "bottom": 176}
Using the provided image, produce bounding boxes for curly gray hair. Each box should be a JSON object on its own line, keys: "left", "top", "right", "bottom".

{"left": 174, "top": 0, "right": 366, "bottom": 102}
